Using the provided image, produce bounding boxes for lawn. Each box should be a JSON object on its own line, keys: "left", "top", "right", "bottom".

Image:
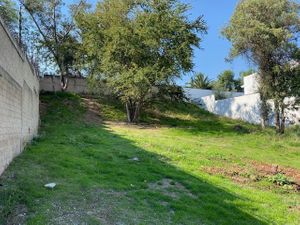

{"left": 0, "top": 92, "right": 299, "bottom": 225}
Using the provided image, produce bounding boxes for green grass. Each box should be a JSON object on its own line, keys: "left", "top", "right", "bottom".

{"left": 0, "top": 92, "right": 299, "bottom": 225}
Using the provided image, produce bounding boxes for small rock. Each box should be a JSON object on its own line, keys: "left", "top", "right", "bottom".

{"left": 44, "top": 183, "right": 56, "bottom": 189}
{"left": 130, "top": 157, "right": 139, "bottom": 161}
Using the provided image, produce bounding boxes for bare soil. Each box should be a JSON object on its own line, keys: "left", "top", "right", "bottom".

{"left": 148, "top": 178, "right": 196, "bottom": 199}
{"left": 204, "top": 160, "right": 300, "bottom": 191}
{"left": 81, "top": 97, "right": 102, "bottom": 125}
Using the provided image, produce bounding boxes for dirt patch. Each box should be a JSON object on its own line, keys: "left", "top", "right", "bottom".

{"left": 49, "top": 189, "right": 128, "bottom": 225}
{"left": 5, "top": 204, "right": 27, "bottom": 225}
{"left": 204, "top": 161, "right": 300, "bottom": 191}
{"left": 251, "top": 161, "right": 300, "bottom": 185}
{"left": 82, "top": 98, "right": 102, "bottom": 125}
{"left": 148, "top": 178, "right": 196, "bottom": 199}
{"left": 105, "top": 121, "right": 161, "bottom": 130}
{"left": 204, "top": 166, "right": 255, "bottom": 184}
{"left": 288, "top": 205, "right": 300, "bottom": 213}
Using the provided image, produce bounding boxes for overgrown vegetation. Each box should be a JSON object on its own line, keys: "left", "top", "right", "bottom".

{"left": 0, "top": 92, "right": 299, "bottom": 224}
{"left": 268, "top": 173, "right": 292, "bottom": 186}
{"left": 76, "top": 0, "right": 207, "bottom": 123}
{"left": 223, "top": 0, "right": 300, "bottom": 133}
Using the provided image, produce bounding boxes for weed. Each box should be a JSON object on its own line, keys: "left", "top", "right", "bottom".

{"left": 268, "top": 173, "right": 292, "bottom": 186}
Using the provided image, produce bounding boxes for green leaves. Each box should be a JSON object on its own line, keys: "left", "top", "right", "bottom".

{"left": 77, "top": 0, "right": 207, "bottom": 108}
{"left": 187, "top": 73, "right": 212, "bottom": 89}
{"left": 223, "top": 0, "right": 300, "bottom": 133}
{"left": 222, "top": 0, "right": 299, "bottom": 62}
{"left": 0, "top": 0, "right": 17, "bottom": 31}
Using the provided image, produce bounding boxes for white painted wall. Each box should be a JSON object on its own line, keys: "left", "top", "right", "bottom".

{"left": 200, "top": 95, "right": 215, "bottom": 112}
{"left": 183, "top": 88, "right": 214, "bottom": 104}
{"left": 243, "top": 73, "right": 259, "bottom": 95}
{"left": 184, "top": 88, "right": 243, "bottom": 104}
{"left": 199, "top": 93, "right": 300, "bottom": 126}
{"left": 186, "top": 73, "right": 299, "bottom": 126}
{"left": 214, "top": 94, "right": 262, "bottom": 124}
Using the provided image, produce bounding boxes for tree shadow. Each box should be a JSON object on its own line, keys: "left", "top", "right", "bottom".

{"left": 54, "top": 123, "right": 269, "bottom": 224}
{"left": 0, "top": 93, "right": 271, "bottom": 224}
{"left": 141, "top": 102, "right": 257, "bottom": 135}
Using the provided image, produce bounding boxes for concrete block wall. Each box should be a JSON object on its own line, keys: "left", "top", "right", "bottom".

{"left": 0, "top": 18, "right": 39, "bottom": 175}
{"left": 40, "top": 76, "right": 89, "bottom": 93}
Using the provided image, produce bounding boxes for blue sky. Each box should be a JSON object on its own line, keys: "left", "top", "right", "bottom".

{"left": 84, "top": 0, "right": 256, "bottom": 85}
{"left": 179, "top": 0, "right": 256, "bottom": 85}
{"left": 67, "top": 0, "right": 299, "bottom": 85}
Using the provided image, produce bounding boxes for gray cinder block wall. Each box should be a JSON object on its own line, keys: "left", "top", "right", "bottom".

{"left": 39, "top": 76, "right": 112, "bottom": 96}
{"left": 40, "top": 75, "right": 89, "bottom": 93}
{"left": 0, "top": 18, "right": 39, "bottom": 175}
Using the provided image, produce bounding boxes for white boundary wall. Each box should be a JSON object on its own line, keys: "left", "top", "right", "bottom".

{"left": 214, "top": 94, "right": 262, "bottom": 124}
{"left": 200, "top": 94, "right": 300, "bottom": 126}
{"left": 0, "top": 18, "right": 39, "bottom": 175}
{"left": 188, "top": 74, "right": 300, "bottom": 126}
{"left": 184, "top": 88, "right": 244, "bottom": 104}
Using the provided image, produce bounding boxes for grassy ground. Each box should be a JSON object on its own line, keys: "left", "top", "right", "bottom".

{"left": 0, "top": 92, "right": 299, "bottom": 225}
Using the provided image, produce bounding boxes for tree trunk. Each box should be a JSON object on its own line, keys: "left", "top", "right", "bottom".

{"left": 126, "top": 101, "right": 141, "bottom": 123}
{"left": 60, "top": 75, "right": 68, "bottom": 91}
{"left": 279, "top": 103, "right": 286, "bottom": 134}
{"left": 58, "top": 61, "right": 68, "bottom": 91}
{"left": 274, "top": 101, "right": 281, "bottom": 133}
{"left": 260, "top": 93, "right": 269, "bottom": 129}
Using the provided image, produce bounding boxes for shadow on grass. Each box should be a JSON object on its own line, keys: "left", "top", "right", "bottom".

{"left": 0, "top": 93, "right": 268, "bottom": 224}
{"left": 76, "top": 93, "right": 259, "bottom": 135}
{"left": 141, "top": 102, "right": 258, "bottom": 136}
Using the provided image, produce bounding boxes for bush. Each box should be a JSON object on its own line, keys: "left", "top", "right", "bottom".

{"left": 268, "top": 173, "right": 292, "bottom": 186}
{"left": 213, "top": 89, "right": 227, "bottom": 100}
{"left": 285, "top": 125, "right": 300, "bottom": 137}
{"left": 155, "top": 84, "right": 187, "bottom": 102}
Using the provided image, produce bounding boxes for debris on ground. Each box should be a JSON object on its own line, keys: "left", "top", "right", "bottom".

{"left": 129, "top": 157, "right": 140, "bottom": 161}
{"left": 44, "top": 183, "right": 57, "bottom": 189}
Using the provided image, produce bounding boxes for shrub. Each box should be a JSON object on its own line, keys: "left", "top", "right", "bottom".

{"left": 268, "top": 173, "right": 292, "bottom": 186}
{"left": 285, "top": 125, "right": 300, "bottom": 137}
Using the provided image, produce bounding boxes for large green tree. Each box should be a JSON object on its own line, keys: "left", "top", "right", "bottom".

{"left": 223, "top": 0, "right": 300, "bottom": 132}
{"left": 213, "top": 70, "right": 240, "bottom": 91}
{"left": 76, "top": 0, "right": 207, "bottom": 122}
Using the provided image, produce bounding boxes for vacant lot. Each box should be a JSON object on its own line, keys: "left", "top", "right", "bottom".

{"left": 0, "top": 92, "right": 299, "bottom": 225}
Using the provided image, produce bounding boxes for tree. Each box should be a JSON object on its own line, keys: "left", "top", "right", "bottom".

{"left": 187, "top": 73, "right": 212, "bottom": 89}
{"left": 269, "top": 47, "right": 300, "bottom": 133}
{"left": 76, "top": 0, "right": 207, "bottom": 123}
{"left": 0, "top": 0, "right": 17, "bottom": 33}
{"left": 222, "top": 0, "right": 300, "bottom": 132}
{"left": 19, "top": 0, "right": 88, "bottom": 89}
{"left": 213, "top": 70, "right": 238, "bottom": 91}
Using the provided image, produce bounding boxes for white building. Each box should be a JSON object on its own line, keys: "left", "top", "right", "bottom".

{"left": 184, "top": 74, "right": 300, "bottom": 126}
